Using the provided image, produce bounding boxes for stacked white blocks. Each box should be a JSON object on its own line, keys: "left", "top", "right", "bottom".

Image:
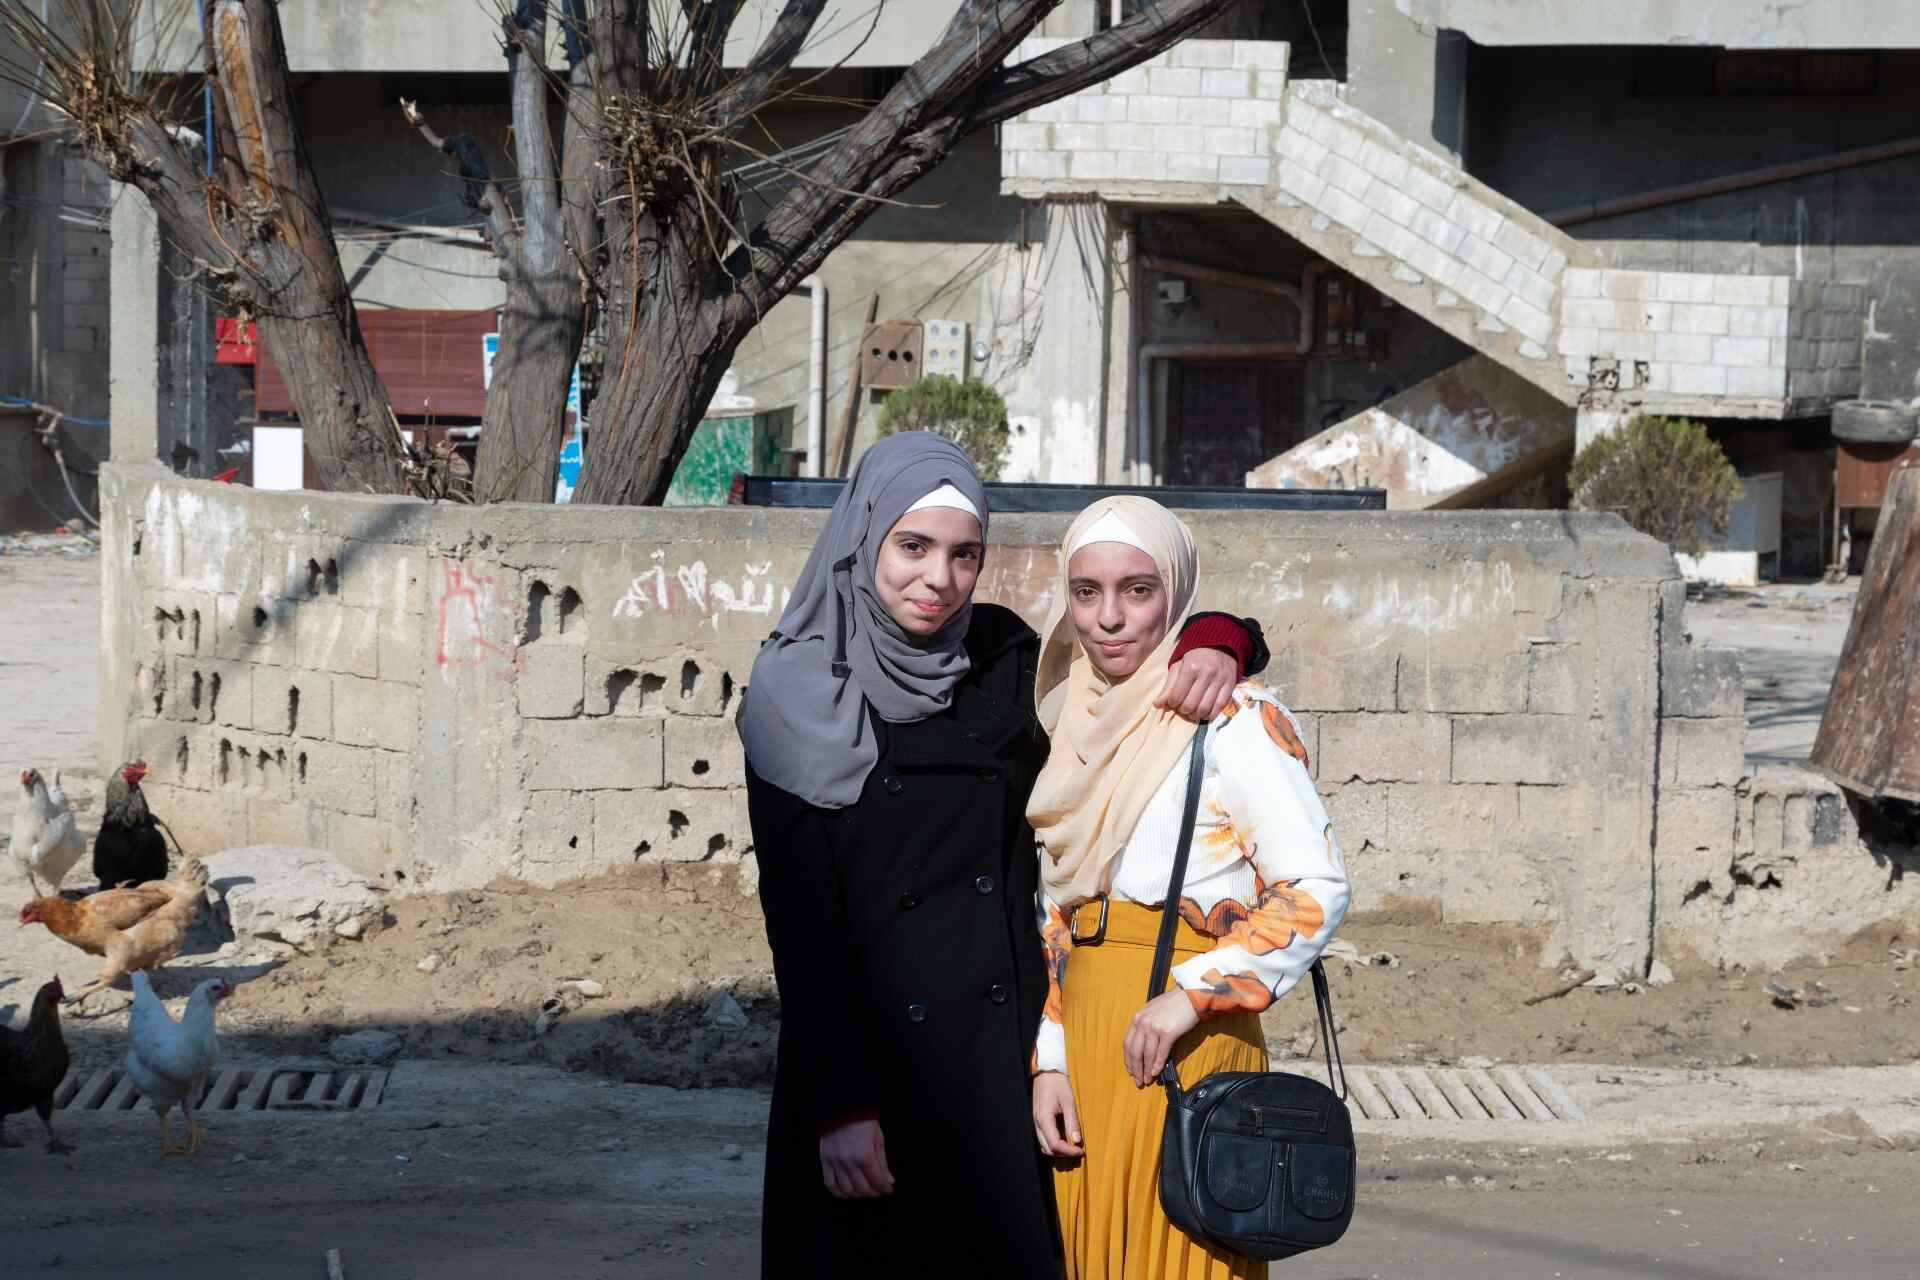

{"left": 1001, "top": 39, "right": 1287, "bottom": 190}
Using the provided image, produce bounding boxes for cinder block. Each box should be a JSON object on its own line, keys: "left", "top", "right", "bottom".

{"left": 1526, "top": 643, "right": 1585, "bottom": 715}
{"left": 1710, "top": 275, "right": 1776, "bottom": 307}
{"left": 666, "top": 717, "right": 747, "bottom": 789}
{"left": 1443, "top": 195, "right": 1505, "bottom": 247}
{"left": 1600, "top": 270, "right": 1656, "bottom": 300}
{"left": 1671, "top": 303, "right": 1730, "bottom": 335}
{"left": 1295, "top": 651, "right": 1397, "bottom": 712}
{"left": 1365, "top": 182, "right": 1422, "bottom": 230}
{"left": 1661, "top": 717, "right": 1746, "bottom": 787}
{"left": 378, "top": 608, "right": 425, "bottom": 685}
{"left": 1401, "top": 164, "right": 1459, "bottom": 216}
{"left": 338, "top": 545, "right": 425, "bottom": 615}
{"left": 1355, "top": 138, "right": 1409, "bottom": 187}
{"left": 1275, "top": 125, "right": 1326, "bottom": 169}
{"left": 1205, "top": 127, "right": 1260, "bottom": 158}
{"left": 1177, "top": 40, "right": 1237, "bottom": 70}
{"left": 1318, "top": 781, "right": 1385, "bottom": 852}
{"left": 1499, "top": 294, "right": 1554, "bottom": 346}
{"left": 1504, "top": 262, "right": 1558, "bottom": 314}
{"left": 1361, "top": 212, "right": 1417, "bottom": 262}
{"left": 1317, "top": 184, "right": 1372, "bottom": 234}
{"left": 518, "top": 644, "right": 586, "bottom": 719}
{"left": 1625, "top": 301, "right": 1672, "bottom": 332}
{"left": 1563, "top": 298, "right": 1623, "bottom": 329}
{"left": 1452, "top": 266, "right": 1509, "bottom": 316}
{"left": 1201, "top": 69, "right": 1250, "bottom": 98}
{"left": 1003, "top": 122, "right": 1050, "bottom": 150}
{"left": 1493, "top": 218, "right": 1553, "bottom": 271}
{"left": 1067, "top": 150, "right": 1119, "bottom": 180}
{"left": 375, "top": 746, "right": 414, "bottom": 827}
{"left": 296, "top": 741, "right": 378, "bottom": 818}
{"left": 297, "top": 605, "right": 381, "bottom": 678}
{"left": 332, "top": 676, "right": 418, "bottom": 754}
{"left": 1316, "top": 150, "right": 1373, "bottom": 200}
{"left": 1451, "top": 714, "right": 1583, "bottom": 785}
{"left": 1233, "top": 39, "right": 1290, "bottom": 71}
{"left": 1307, "top": 112, "right": 1365, "bottom": 161}
{"left": 1146, "top": 67, "right": 1202, "bottom": 96}
{"left": 593, "top": 787, "right": 748, "bottom": 864}
{"left": 1561, "top": 268, "right": 1604, "bottom": 301}
{"left": 1150, "top": 124, "right": 1207, "bottom": 155}
{"left": 1024, "top": 151, "right": 1068, "bottom": 180}
{"left": 1117, "top": 151, "right": 1169, "bottom": 182}
{"left": 1176, "top": 96, "right": 1217, "bottom": 126}
{"left": 1458, "top": 234, "right": 1515, "bottom": 285}
{"left": 1661, "top": 644, "right": 1743, "bottom": 718}
{"left": 1385, "top": 783, "right": 1516, "bottom": 856}
{"left": 1710, "top": 335, "right": 1772, "bottom": 369}
{"left": 248, "top": 796, "right": 319, "bottom": 848}
{"left": 1726, "top": 366, "right": 1788, "bottom": 398}
{"left": 1257, "top": 71, "right": 1287, "bottom": 98}
{"left": 1656, "top": 272, "right": 1716, "bottom": 303}
{"left": 1075, "top": 95, "right": 1129, "bottom": 124}
{"left": 1277, "top": 165, "right": 1328, "bottom": 208}
{"left": 1229, "top": 98, "right": 1283, "bottom": 130}
{"left": 1667, "top": 364, "right": 1728, "bottom": 396}
{"left": 1318, "top": 713, "right": 1450, "bottom": 784}
{"left": 1399, "top": 655, "right": 1527, "bottom": 714}
{"left": 1053, "top": 122, "right": 1105, "bottom": 152}
{"left": 527, "top": 718, "right": 664, "bottom": 790}
{"left": 1728, "top": 305, "right": 1789, "bottom": 339}
{"left": 1218, "top": 157, "right": 1272, "bottom": 187}
{"left": 1406, "top": 204, "right": 1467, "bottom": 255}
{"left": 1129, "top": 94, "right": 1182, "bottom": 126}
{"left": 1556, "top": 326, "right": 1600, "bottom": 357}
{"left": 1401, "top": 237, "right": 1462, "bottom": 288}
{"left": 1653, "top": 331, "right": 1714, "bottom": 364}
{"left": 519, "top": 790, "right": 597, "bottom": 885}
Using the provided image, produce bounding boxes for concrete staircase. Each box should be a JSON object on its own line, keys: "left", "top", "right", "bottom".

{"left": 1246, "top": 354, "right": 1575, "bottom": 507}
{"left": 1239, "top": 82, "right": 1592, "bottom": 408}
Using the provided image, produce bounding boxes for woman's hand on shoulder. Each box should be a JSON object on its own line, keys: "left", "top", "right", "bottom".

{"left": 1156, "top": 647, "right": 1239, "bottom": 722}
{"left": 1032, "top": 1071, "right": 1083, "bottom": 1157}
{"left": 819, "top": 1117, "right": 895, "bottom": 1198}
{"left": 1124, "top": 989, "right": 1202, "bottom": 1087}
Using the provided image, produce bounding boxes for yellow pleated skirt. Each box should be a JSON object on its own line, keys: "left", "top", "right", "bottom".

{"left": 1053, "top": 900, "right": 1266, "bottom": 1280}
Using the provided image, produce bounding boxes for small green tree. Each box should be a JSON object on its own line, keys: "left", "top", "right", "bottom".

{"left": 1569, "top": 414, "right": 1742, "bottom": 558}
{"left": 877, "top": 376, "right": 1012, "bottom": 482}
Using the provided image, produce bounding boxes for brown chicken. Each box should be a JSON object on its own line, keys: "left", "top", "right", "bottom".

{"left": 19, "top": 879, "right": 175, "bottom": 957}
{"left": 35, "top": 861, "right": 209, "bottom": 1005}
{"left": 0, "top": 977, "right": 71, "bottom": 1153}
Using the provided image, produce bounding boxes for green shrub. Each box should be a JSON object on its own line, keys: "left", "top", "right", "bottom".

{"left": 876, "top": 375, "right": 1011, "bottom": 482}
{"left": 1569, "top": 414, "right": 1741, "bottom": 558}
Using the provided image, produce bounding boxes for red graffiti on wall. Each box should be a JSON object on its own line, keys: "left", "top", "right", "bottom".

{"left": 435, "top": 561, "right": 520, "bottom": 679}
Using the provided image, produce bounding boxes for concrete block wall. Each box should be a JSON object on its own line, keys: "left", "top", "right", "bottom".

{"left": 1558, "top": 269, "right": 1799, "bottom": 406}
{"left": 60, "top": 148, "right": 111, "bottom": 357}
{"left": 1001, "top": 38, "right": 1288, "bottom": 194}
{"left": 98, "top": 468, "right": 1920, "bottom": 972}
{"left": 1786, "top": 280, "right": 1867, "bottom": 406}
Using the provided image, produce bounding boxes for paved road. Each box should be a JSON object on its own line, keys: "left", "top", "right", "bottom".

{"left": 1683, "top": 583, "right": 1854, "bottom": 774}
{"left": 0, "top": 550, "right": 100, "bottom": 782}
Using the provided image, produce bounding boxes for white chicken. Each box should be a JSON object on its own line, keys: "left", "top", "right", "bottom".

{"left": 10, "top": 768, "right": 85, "bottom": 895}
{"left": 125, "top": 971, "right": 231, "bottom": 1156}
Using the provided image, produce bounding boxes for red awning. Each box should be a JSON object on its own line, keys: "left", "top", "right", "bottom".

{"left": 255, "top": 309, "right": 496, "bottom": 418}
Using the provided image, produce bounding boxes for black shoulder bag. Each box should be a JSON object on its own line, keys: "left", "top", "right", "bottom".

{"left": 1149, "top": 727, "right": 1356, "bottom": 1262}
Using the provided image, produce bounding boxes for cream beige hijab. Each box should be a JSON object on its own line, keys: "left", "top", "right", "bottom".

{"left": 1027, "top": 497, "right": 1202, "bottom": 902}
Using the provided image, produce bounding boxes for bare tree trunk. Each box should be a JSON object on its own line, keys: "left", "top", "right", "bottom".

{"left": 467, "top": 3, "right": 588, "bottom": 504}
{"left": 205, "top": 0, "right": 407, "bottom": 494}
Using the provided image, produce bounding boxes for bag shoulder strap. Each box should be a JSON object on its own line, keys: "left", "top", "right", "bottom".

{"left": 1146, "top": 720, "right": 1349, "bottom": 1101}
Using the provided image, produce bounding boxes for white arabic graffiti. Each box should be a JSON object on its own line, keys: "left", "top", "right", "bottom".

{"left": 610, "top": 556, "right": 790, "bottom": 630}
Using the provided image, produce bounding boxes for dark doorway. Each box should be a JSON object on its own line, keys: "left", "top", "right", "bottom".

{"left": 1167, "top": 362, "right": 1306, "bottom": 487}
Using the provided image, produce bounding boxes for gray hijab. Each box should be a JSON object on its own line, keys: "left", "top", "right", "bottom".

{"left": 736, "top": 433, "right": 989, "bottom": 809}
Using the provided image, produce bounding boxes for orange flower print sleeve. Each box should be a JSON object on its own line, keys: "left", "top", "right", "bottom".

{"left": 1171, "top": 693, "right": 1351, "bottom": 1020}
{"left": 1034, "top": 894, "right": 1074, "bottom": 1074}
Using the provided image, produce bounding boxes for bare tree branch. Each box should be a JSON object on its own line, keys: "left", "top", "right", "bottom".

{"left": 398, "top": 97, "right": 515, "bottom": 251}
{"left": 704, "top": 0, "right": 829, "bottom": 126}
{"left": 970, "top": 0, "right": 1239, "bottom": 128}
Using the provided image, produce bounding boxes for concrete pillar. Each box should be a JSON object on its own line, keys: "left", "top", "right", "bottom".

{"left": 1576, "top": 408, "right": 1626, "bottom": 452}
{"left": 1101, "top": 207, "right": 1136, "bottom": 485}
{"left": 109, "top": 185, "right": 163, "bottom": 465}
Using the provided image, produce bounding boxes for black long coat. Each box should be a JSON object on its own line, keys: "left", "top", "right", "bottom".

{"left": 747, "top": 603, "right": 1060, "bottom": 1279}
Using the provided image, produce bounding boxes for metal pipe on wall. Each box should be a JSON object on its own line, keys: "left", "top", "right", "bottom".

{"left": 797, "top": 276, "right": 828, "bottom": 478}
{"left": 1545, "top": 136, "right": 1920, "bottom": 228}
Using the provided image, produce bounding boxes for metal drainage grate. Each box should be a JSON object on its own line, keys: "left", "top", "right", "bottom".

{"left": 1286, "top": 1063, "right": 1584, "bottom": 1123}
{"left": 53, "top": 1066, "right": 388, "bottom": 1113}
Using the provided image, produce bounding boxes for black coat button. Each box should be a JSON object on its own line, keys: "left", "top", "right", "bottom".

{"left": 974, "top": 875, "right": 994, "bottom": 895}
{"left": 882, "top": 776, "right": 905, "bottom": 796}
{"left": 898, "top": 892, "right": 921, "bottom": 910}
{"left": 987, "top": 984, "right": 1009, "bottom": 1005}
{"left": 977, "top": 768, "right": 1000, "bottom": 782}
{"left": 907, "top": 1002, "right": 928, "bottom": 1023}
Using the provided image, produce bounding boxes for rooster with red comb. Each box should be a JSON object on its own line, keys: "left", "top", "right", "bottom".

{"left": 93, "top": 760, "right": 170, "bottom": 889}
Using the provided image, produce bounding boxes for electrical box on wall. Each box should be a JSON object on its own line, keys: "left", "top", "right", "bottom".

{"left": 922, "top": 319, "right": 970, "bottom": 380}
{"left": 862, "top": 321, "right": 924, "bottom": 389}
{"left": 1317, "top": 272, "right": 1389, "bottom": 362}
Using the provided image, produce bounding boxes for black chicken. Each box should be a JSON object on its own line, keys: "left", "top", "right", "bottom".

{"left": 0, "top": 977, "right": 71, "bottom": 1153}
{"left": 93, "top": 760, "right": 170, "bottom": 888}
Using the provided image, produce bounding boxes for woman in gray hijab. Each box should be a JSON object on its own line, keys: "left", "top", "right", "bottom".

{"left": 739, "top": 433, "right": 1259, "bottom": 1279}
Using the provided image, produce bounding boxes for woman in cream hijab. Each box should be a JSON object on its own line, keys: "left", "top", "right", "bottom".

{"left": 1026, "top": 496, "right": 1351, "bottom": 1280}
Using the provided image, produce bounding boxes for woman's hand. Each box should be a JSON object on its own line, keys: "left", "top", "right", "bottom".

{"left": 1124, "top": 989, "right": 1201, "bottom": 1087}
{"left": 1032, "top": 1071, "right": 1084, "bottom": 1157}
{"left": 1157, "top": 647, "right": 1238, "bottom": 722}
{"left": 819, "top": 1117, "right": 895, "bottom": 1198}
